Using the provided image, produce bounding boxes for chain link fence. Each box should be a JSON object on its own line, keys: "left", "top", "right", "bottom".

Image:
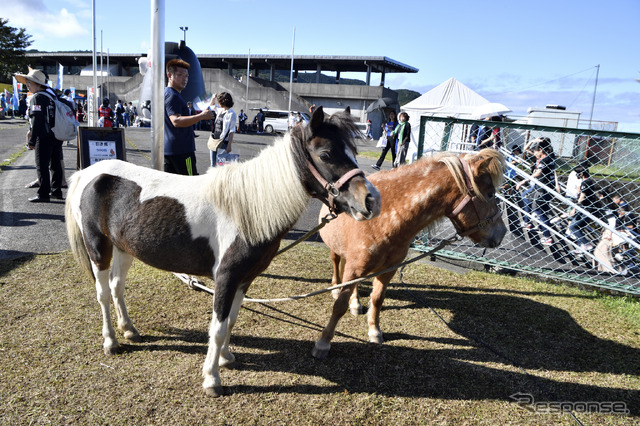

{"left": 411, "top": 116, "right": 640, "bottom": 295}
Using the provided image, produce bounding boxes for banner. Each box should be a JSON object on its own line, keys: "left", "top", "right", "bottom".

{"left": 12, "top": 77, "right": 20, "bottom": 109}
{"left": 56, "top": 63, "right": 63, "bottom": 90}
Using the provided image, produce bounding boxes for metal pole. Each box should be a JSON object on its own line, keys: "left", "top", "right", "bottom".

{"left": 150, "top": 0, "right": 165, "bottom": 171}
{"left": 288, "top": 27, "right": 295, "bottom": 115}
{"left": 91, "top": 0, "right": 98, "bottom": 125}
{"left": 100, "top": 30, "right": 103, "bottom": 97}
{"left": 245, "top": 49, "right": 250, "bottom": 115}
{"left": 106, "top": 49, "right": 109, "bottom": 101}
{"left": 588, "top": 64, "right": 599, "bottom": 130}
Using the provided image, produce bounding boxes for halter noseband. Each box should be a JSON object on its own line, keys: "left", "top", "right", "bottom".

{"left": 446, "top": 158, "right": 502, "bottom": 237}
{"left": 306, "top": 160, "right": 364, "bottom": 213}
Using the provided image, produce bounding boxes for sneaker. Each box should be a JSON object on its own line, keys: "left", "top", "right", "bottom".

{"left": 550, "top": 216, "right": 562, "bottom": 224}
{"left": 541, "top": 237, "right": 553, "bottom": 246}
{"left": 371, "top": 165, "right": 381, "bottom": 171}
{"left": 584, "top": 243, "right": 594, "bottom": 251}
{"left": 571, "top": 247, "right": 586, "bottom": 255}
{"left": 25, "top": 179, "right": 40, "bottom": 188}
{"left": 521, "top": 222, "right": 533, "bottom": 229}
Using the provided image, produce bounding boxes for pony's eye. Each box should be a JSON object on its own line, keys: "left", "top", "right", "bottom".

{"left": 319, "top": 152, "right": 331, "bottom": 162}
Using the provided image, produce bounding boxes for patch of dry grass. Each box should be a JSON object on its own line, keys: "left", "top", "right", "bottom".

{"left": 1, "top": 244, "right": 638, "bottom": 424}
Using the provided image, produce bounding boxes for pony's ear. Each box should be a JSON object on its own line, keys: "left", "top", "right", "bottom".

{"left": 474, "top": 150, "right": 506, "bottom": 187}
{"left": 344, "top": 106, "right": 351, "bottom": 115}
{"left": 310, "top": 105, "right": 324, "bottom": 133}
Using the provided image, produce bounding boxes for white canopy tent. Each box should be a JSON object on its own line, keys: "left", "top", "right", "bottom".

{"left": 402, "top": 77, "right": 491, "bottom": 161}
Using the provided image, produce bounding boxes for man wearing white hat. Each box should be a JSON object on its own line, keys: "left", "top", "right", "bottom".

{"left": 15, "top": 68, "right": 64, "bottom": 203}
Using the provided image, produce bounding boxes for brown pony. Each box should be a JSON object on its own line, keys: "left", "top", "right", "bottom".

{"left": 312, "top": 148, "right": 506, "bottom": 359}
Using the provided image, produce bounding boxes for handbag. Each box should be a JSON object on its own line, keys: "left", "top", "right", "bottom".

{"left": 207, "top": 135, "right": 224, "bottom": 151}
{"left": 376, "top": 135, "right": 386, "bottom": 148}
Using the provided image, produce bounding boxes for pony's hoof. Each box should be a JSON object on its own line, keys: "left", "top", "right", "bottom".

{"left": 103, "top": 344, "right": 118, "bottom": 356}
{"left": 311, "top": 343, "right": 330, "bottom": 360}
{"left": 368, "top": 331, "right": 384, "bottom": 344}
{"left": 203, "top": 385, "right": 225, "bottom": 397}
{"left": 219, "top": 352, "right": 236, "bottom": 369}
{"left": 124, "top": 331, "right": 142, "bottom": 343}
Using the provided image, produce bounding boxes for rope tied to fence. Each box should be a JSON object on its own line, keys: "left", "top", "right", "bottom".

{"left": 174, "top": 234, "right": 461, "bottom": 303}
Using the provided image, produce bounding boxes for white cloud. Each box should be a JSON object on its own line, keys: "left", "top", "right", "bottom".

{"left": 3, "top": 1, "right": 89, "bottom": 50}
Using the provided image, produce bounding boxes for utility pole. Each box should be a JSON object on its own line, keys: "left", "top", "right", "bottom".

{"left": 588, "top": 64, "right": 600, "bottom": 130}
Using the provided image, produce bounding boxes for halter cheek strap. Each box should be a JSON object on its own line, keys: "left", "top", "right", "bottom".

{"left": 447, "top": 158, "right": 475, "bottom": 217}
{"left": 446, "top": 158, "right": 502, "bottom": 238}
{"left": 306, "top": 160, "right": 364, "bottom": 212}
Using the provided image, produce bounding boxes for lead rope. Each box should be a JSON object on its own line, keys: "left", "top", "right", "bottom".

{"left": 175, "top": 234, "right": 460, "bottom": 303}
{"left": 276, "top": 212, "right": 337, "bottom": 256}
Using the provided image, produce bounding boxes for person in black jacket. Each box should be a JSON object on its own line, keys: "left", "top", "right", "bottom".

{"left": 391, "top": 111, "right": 412, "bottom": 167}
{"left": 15, "top": 68, "right": 64, "bottom": 203}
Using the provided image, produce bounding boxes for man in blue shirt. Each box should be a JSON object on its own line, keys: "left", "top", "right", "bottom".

{"left": 164, "top": 58, "right": 214, "bottom": 175}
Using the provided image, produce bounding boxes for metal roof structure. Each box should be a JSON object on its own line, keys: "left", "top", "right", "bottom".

{"left": 25, "top": 51, "right": 418, "bottom": 78}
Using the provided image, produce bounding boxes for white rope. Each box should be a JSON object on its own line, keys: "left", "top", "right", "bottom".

{"left": 173, "top": 235, "right": 458, "bottom": 303}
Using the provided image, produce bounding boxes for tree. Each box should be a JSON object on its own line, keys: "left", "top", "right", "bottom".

{"left": 0, "top": 18, "right": 32, "bottom": 83}
{"left": 396, "top": 89, "right": 421, "bottom": 106}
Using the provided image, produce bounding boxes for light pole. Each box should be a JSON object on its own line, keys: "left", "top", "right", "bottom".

{"left": 179, "top": 26, "right": 188, "bottom": 44}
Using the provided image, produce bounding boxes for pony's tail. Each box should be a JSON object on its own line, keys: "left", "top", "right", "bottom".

{"left": 65, "top": 173, "right": 94, "bottom": 282}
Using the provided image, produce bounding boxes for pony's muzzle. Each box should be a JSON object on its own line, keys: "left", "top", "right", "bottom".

{"left": 480, "top": 220, "right": 507, "bottom": 248}
{"left": 350, "top": 180, "right": 381, "bottom": 221}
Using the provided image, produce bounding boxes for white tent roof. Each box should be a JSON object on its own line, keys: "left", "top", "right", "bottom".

{"left": 403, "top": 77, "right": 490, "bottom": 116}
{"left": 403, "top": 78, "right": 492, "bottom": 160}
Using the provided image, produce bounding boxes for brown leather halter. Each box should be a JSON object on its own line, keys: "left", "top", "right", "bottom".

{"left": 446, "top": 158, "right": 502, "bottom": 237}
{"left": 306, "top": 160, "right": 365, "bottom": 213}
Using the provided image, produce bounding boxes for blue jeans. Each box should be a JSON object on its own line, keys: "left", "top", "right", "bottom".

{"left": 533, "top": 195, "right": 553, "bottom": 238}
{"left": 210, "top": 142, "right": 228, "bottom": 167}
{"left": 569, "top": 211, "right": 592, "bottom": 247}
{"left": 520, "top": 186, "right": 535, "bottom": 216}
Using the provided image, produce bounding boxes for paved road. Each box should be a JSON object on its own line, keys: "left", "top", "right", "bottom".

{"left": 0, "top": 119, "right": 387, "bottom": 261}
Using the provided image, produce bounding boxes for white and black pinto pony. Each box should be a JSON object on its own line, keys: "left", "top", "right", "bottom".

{"left": 65, "top": 106, "right": 381, "bottom": 397}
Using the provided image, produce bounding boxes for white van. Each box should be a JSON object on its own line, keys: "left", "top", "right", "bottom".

{"left": 253, "top": 109, "right": 310, "bottom": 134}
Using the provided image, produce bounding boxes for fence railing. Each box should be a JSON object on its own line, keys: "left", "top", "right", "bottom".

{"left": 412, "top": 116, "right": 640, "bottom": 295}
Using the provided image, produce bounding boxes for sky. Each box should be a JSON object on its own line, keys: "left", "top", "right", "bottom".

{"left": 4, "top": 0, "right": 639, "bottom": 132}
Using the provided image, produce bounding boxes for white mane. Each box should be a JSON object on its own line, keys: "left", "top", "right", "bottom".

{"left": 205, "top": 134, "right": 310, "bottom": 245}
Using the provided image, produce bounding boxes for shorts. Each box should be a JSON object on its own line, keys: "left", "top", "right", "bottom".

{"left": 164, "top": 152, "right": 198, "bottom": 176}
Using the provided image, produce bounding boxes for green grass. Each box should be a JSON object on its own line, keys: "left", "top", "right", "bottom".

{"left": 360, "top": 150, "right": 391, "bottom": 162}
{"left": 598, "top": 294, "right": 640, "bottom": 328}
{"left": 555, "top": 158, "right": 640, "bottom": 181}
{"left": 0, "top": 145, "right": 26, "bottom": 172}
{"left": 1, "top": 245, "right": 638, "bottom": 424}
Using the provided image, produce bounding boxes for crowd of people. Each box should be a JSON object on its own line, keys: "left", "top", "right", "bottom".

{"left": 97, "top": 98, "right": 138, "bottom": 128}
{"left": 503, "top": 136, "right": 637, "bottom": 275}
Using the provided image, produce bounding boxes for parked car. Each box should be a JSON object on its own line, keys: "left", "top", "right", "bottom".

{"left": 252, "top": 109, "right": 310, "bottom": 134}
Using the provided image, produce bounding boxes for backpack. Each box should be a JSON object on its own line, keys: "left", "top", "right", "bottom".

{"left": 42, "top": 91, "right": 79, "bottom": 141}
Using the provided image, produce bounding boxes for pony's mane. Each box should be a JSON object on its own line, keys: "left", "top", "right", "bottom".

{"left": 205, "top": 134, "right": 309, "bottom": 245}
{"left": 437, "top": 148, "right": 505, "bottom": 202}
{"left": 292, "top": 109, "right": 361, "bottom": 156}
